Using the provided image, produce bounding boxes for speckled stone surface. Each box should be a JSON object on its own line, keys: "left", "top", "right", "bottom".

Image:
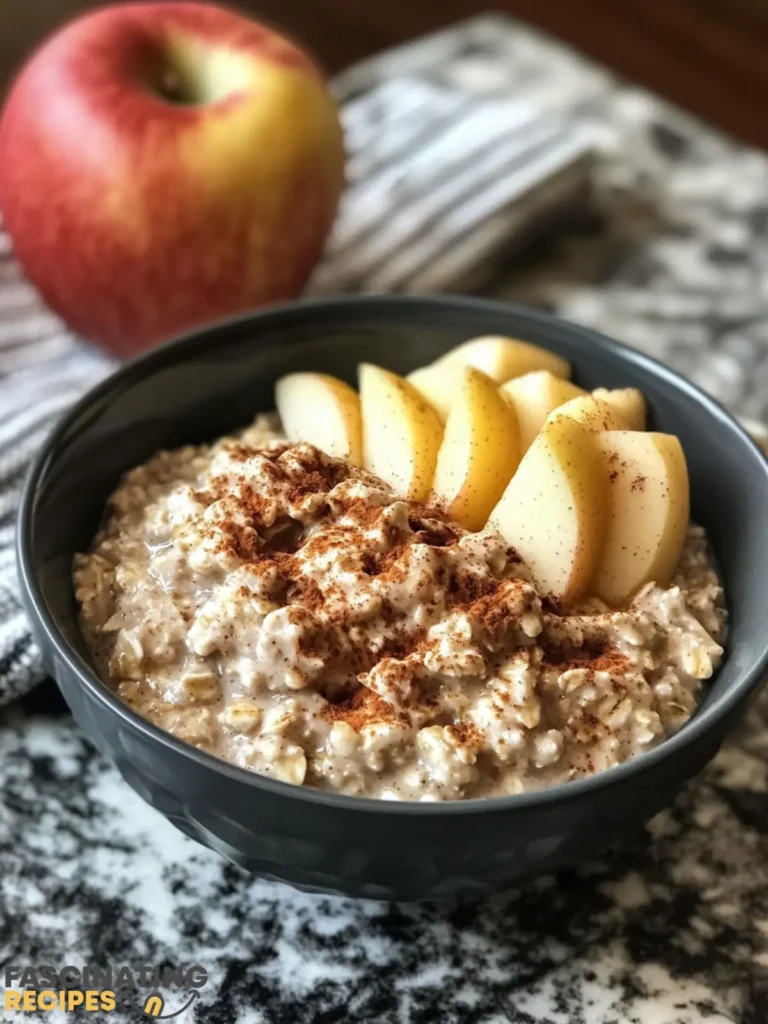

{"left": 3, "top": 16, "right": 768, "bottom": 1023}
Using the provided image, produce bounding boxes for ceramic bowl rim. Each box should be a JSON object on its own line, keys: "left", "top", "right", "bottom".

{"left": 17, "top": 293, "right": 768, "bottom": 816}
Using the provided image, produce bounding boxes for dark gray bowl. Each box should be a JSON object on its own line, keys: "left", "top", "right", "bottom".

{"left": 17, "top": 295, "right": 768, "bottom": 901}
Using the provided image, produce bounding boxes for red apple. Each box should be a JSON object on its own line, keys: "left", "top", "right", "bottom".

{"left": 0, "top": 2, "right": 344, "bottom": 356}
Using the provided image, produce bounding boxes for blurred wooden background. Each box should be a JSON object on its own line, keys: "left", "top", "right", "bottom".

{"left": 3, "top": 0, "right": 768, "bottom": 149}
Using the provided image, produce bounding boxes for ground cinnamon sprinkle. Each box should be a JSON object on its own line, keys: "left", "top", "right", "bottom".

{"left": 447, "top": 571, "right": 498, "bottom": 606}
{"left": 379, "top": 629, "right": 424, "bottom": 660}
{"left": 466, "top": 578, "right": 528, "bottom": 632}
{"left": 197, "top": 442, "right": 497, "bottom": 677}
{"left": 358, "top": 541, "right": 407, "bottom": 580}
{"left": 207, "top": 445, "right": 637, "bottom": 712}
{"left": 545, "top": 645, "right": 630, "bottom": 676}
{"left": 222, "top": 442, "right": 263, "bottom": 463}
{"left": 289, "top": 469, "right": 343, "bottom": 503}
{"left": 218, "top": 521, "right": 262, "bottom": 562}
{"left": 321, "top": 686, "right": 408, "bottom": 730}
{"left": 301, "top": 522, "right": 366, "bottom": 564}
{"left": 407, "top": 512, "right": 459, "bottom": 548}
{"left": 449, "top": 721, "right": 481, "bottom": 747}
{"left": 331, "top": 495, "right": 389, "bottom": 529}
{"left": 199, "top": 441, "right": 632, "bottom": 730}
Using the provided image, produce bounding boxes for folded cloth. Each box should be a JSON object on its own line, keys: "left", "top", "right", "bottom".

{"left": 311, "top": 79, "right": 593, "bottom": 294}
{"left": 2, "top": 13, "right": 768, "bottom": 707}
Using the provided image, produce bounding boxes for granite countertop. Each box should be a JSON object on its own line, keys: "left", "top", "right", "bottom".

{"left": 3, "top": 683, "right": 768, "bottom": 1022}
{"left": 3, "top": 16, "right": 768, "bottom": 1024}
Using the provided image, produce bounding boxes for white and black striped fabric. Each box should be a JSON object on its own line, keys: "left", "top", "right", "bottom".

{"left": 313, "top": 81, "right": 592, "bottom": 294}
{"left": 3, "top": 13, "right": 768, "bottom": 706}
{"left": 0, "top": 267, "right": 111, "bottom": 704}
{"left": 0, "top": 18, "right": 594, "bottom": 705}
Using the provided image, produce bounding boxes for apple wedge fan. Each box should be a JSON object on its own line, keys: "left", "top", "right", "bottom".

{"left": 274, "top": 335, "right": 690, "bottom": 609}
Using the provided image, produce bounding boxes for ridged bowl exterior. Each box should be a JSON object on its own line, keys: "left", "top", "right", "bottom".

{"left": 17, "top": 296, "right": 768, "bottom": 901}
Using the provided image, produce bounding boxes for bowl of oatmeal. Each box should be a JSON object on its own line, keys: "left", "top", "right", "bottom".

{"left": 17, "top": 296, "right": 768, "bottom": 900}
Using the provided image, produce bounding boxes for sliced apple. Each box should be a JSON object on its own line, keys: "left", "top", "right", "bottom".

{"left": 359, "top": 363, "right": 443, "bottom": 501}
{"left": 593, "top": 431, "right": 689, "bottom": 606}
{"left": 592, "top": 387, "right": 647, "bottom": 431}
{"left": 549, "top": 394, "right": 626, "bottom": 432}
{"left": 276, "top": 372, "right": 363, "bottom": 466}
{"left": 488, "top": 416, "right": 606, "bottom": 605}
{"left": 501, "top": 371, "right": 586, "bottom": 453}
{"left": 430, "top": 367, "right": 521, "bottom": 530}
{"left": 406, "top": 361, "right": 464, "bottom": 421}
{"left": 439, "top": 335, "right": 570, "bottom": 382}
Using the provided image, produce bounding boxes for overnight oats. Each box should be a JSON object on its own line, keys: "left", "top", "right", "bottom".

{"left": 74, "top": 337, "right": 727, "bottom": 801}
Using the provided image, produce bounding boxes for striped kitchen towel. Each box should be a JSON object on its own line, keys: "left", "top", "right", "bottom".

{"left": 0, "top": 18, "right": 595, "bottom": 705}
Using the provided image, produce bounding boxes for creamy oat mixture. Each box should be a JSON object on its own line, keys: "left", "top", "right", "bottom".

{"left": 74, "top": 415, "right": 727, "bottom": 801}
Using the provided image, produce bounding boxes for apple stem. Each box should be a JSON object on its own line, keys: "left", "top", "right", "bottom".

{"left": 158, "top": 68, "right": 190, "bottom": 104}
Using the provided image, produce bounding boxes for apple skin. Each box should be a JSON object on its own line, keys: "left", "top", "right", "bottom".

{"left": 0, "top": 2, "right": 344, "bottom": 355}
